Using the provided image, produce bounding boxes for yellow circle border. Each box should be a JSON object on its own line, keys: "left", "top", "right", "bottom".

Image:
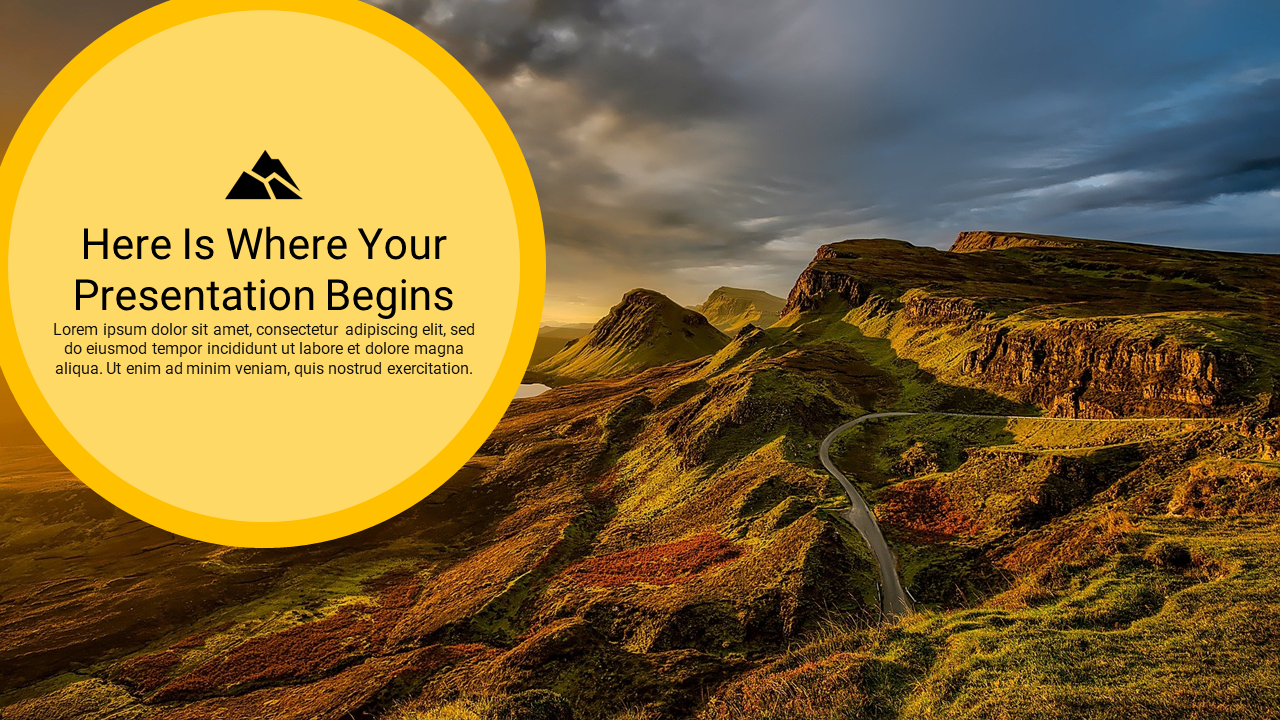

{"left": 0, "top": 0, "right": 544, "bottom": 547}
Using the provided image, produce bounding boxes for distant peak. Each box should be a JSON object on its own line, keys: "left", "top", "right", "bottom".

{"left": 533, "top": 287, "right": 728, "bottom": 381}
{"left": 694, "top": 287, "right": 785, "bottom": 333}
{"left": 597, "top": 289, "right": 714, "bottom": 333}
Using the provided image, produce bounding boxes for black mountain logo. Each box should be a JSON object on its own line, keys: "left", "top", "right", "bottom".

{"left": 226, "top": 151, "right": 302, "bottom": 199}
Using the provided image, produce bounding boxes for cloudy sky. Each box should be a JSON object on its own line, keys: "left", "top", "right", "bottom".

{"left": 4, "top": 0, "right": 1279, "bottom": 321}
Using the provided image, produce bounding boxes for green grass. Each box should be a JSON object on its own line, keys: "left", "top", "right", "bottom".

{"left": 700, "top": 513, "right": 1280, "bottom": 719}
{"left": 702, "top": 409, "right": 1280, "bottom": 719}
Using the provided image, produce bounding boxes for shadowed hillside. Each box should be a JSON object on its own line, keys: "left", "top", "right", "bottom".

{"left": 530, "top": 325, "right": 594, "bottom": 367}
{"left": 0, "top": 369, "right": 40, "bottom": 447}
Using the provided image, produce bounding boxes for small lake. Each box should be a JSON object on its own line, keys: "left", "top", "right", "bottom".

{"left": 515, "top": 383, "right": 551, "bottom": 399}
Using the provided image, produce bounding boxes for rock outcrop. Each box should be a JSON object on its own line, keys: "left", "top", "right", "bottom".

{"left": 779, "top": 232, "right": 1277, "bottom": 418}
{"left": 960, "top": 321, "right": 1247, "bottom": 418}
{"left": 781, "top": 245, "right": 872, "bottom": 315}
{"left": 950, "top": 230, "right": 1097, "bottom": 253}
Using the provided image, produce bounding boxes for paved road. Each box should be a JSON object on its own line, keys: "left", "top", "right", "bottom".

{"left": 820, "top": 412, "right": 920, "bottom": 618}
{"left": 820, "top": 411, "right": 1214, "bottom": 620}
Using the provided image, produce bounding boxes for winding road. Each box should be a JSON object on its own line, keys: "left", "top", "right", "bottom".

{"left": 820, "top": 412, "right": 921, "bottom": 618}
{"left": 820, "top": 411, "right": 1216, "bottom": 619}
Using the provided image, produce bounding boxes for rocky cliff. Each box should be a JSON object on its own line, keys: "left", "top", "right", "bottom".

{"left": 780, "top": 245, "right": 872, "bottom": 315}
{"left": 960, "top": 320, "right": 1248, "bottom": 418}
{"left": 780, "top": 232, "right": 1278, "bottom": 418}
{"left": 950, "top": 230, "right": 1099, "bottom": 253}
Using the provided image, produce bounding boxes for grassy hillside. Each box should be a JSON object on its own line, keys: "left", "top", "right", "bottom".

{"left": 692, "top": 287, "right": 786, "bottom": 334}
{"left": 2, "top": 324, "right": 902, "bottom": 718}
{"left": 533, "top": 289, "right": 729, "bottom": 383}
{"left": 702, "top": 413, "right": 1280, "bottom": 719}
{"left": 2, "top": 232, "right": 1277, "bottom": 719}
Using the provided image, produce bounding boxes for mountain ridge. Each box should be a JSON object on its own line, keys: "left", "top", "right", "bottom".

{"left": 690, "top": 287, "right": 786, "bottom": 334}
{"left": 779, "top": 232, "right": 1279, "bottom": 418}
{"left": 532, "top": 288, "right": 729, "bottom": 383}
{"left": 3, "top": 231, "right": 1279, "bottom": 719}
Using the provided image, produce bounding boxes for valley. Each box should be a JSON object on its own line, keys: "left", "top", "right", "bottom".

{"left": 2, "top": 231, "right": 1278, "bottom": 719}
{"left": 821, "top": 411, "right": 1231, "bottom": 621}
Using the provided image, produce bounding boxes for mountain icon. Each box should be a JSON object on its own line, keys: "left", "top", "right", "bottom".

{"left": 226, "top": 151, "right": 302, "bottom": 199}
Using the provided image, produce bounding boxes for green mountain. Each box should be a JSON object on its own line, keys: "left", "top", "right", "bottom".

{"left": 778, "top": 231, "right": 1279, "bottom": 418}
{"left": 2, "top": 232, "right": 1278, "bottom": 720}
{"left": 691, "top": 287, "right": 786, "bottom": 333}
{"left": 532, "top": 289, "right": 729, "bottom": 382}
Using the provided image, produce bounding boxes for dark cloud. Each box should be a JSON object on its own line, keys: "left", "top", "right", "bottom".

{"left": 400, "top": 0, "right": 1276, "bottom": 318}
{"left": 380, "top": 0, "right": 738, "bottom": 120}
{"left": 0, "top": 0, "right": 164, "bottom": 155}
{"left": 3, "top": 0, "right": 1278, "bottom": 320}
{"left": 1042, "top": 78, "right": 1280, "bottom": 211}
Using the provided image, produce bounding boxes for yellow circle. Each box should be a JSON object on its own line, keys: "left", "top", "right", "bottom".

{"left": 0, "top": 0, "right": 544, "bottom": 547}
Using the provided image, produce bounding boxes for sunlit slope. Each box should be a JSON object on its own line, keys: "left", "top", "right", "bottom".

{"left": 534, "top": 289, "right": 730, "bottom": 382}
{"left": 3, "top": 231, "right": 1277, "bottom": 719}
{"left": 692, "top": 287, "right": 786, "bottom": 333}
{"left": 779, "top": 232, "right": 1280, "bottom": 418}
{"left": 704, "top": 412, "right": 1280, "bottom": 719}
{"left": 2, "top": 315, "right": 913, "bottom": 718}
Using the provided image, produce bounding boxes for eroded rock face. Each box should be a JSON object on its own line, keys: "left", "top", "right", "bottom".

{"left": 960, "top": 322, "right": 1247, "bottom": 418}
{"left": 781, "top": 246, "right": 870, "bottom": 315}
{"left": 779, "top": 233, "right": 1276, "bottom": 418}
{"left": 901, "top": 291, "right": 988, "bottom": 328}
{"left": 949, "top": 230, "right": 1092, "bottom": 253}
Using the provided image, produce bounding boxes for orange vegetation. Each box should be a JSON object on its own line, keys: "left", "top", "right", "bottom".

{"left": 1000, "top": 510, "right": 1137, "bottom": 579}
{"left": 110, "top": 625, "right": 227, "bottom": 692}
{"left": 155, "top": 644, "right": 492, "bottom": 720}
{"left": 151, "top": 571, "right": 421, "bottom": 700}
{"left": 562, "top": 532, "right": 742, "bottom": 587}
{"left": 1169, "top": 459, "right": 1280, "bottom": 516}
{"left": 877, "top": 478, "right": 979, "bottom": 542}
